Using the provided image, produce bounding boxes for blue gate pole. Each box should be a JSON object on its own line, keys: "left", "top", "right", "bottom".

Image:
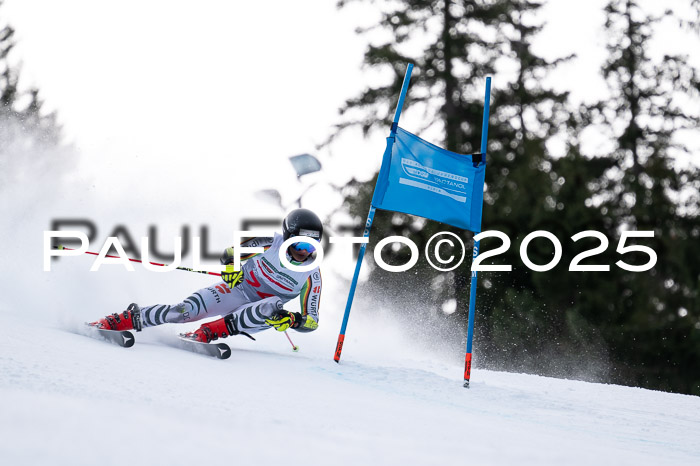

{"left": 464, "top": 77, "right": 491, "bottom": 387}
{"left": 334, "top": 63, "right": 414, "bottom": 363}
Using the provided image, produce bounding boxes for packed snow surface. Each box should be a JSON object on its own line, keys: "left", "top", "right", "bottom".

{"left": 2, "top": 307, "right": 699, "bottom": 466}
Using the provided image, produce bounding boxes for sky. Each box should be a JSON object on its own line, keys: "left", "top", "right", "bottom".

{"left": 3, "top": 1, "right": 383, "bottom": 208}
{"left": 5, "top": 1, "right": 696, "bottom": 185}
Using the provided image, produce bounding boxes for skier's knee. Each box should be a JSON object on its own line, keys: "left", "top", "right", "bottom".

{"left": 260, "top": 297, "right": 284, "bottom": 319}
{"left": 168, "top": 302, "right": 190, "bottom": 324}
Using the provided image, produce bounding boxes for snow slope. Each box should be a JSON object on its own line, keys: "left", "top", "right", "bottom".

{"left": 2, "top": 306, "right": 700, "bottom": 466}
{"left": 2, "top": 185, "right": 699, "bottom": 466}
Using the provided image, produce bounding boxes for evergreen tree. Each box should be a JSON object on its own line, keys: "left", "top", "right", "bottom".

{"left": 472, "top": 0, "right": 585, "bottom": 375}
{"left": 332, "top": 0, "right": 603, "bottom": 374}
{"left": 580, "top": 0, "right": 700, "bottom": 394}
{"left": 0, "top": 1, "right": 68, "bottom": 191}
{"left": 334, "top": 0, "right": 700, "bottom": 394}
{"left": 333, "top": 0, "right": 510, "bottom": 347}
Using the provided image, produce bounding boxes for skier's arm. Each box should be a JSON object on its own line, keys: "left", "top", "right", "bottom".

{"left": 294, "top": 271, "right": 322, "bottom": 333}
{"left": 220, "top": 237, "right": 274, "bottom": 265}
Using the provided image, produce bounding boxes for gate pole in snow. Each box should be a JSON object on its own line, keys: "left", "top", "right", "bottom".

{"left": 464, "top": 77, "right": 491, "bottom": 388}
{"left": 334, "top": 63, "right": 414, "bottom": 363}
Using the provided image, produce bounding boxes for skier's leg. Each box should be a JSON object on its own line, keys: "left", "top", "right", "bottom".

{"left": 181, "top": 296, "right": 285, "bottom": 342}
{"left": 227, "top": 296, "right": 284, "bottom": 334}
{"left": 140, "top": 282, "right": 250, "bottom": 328}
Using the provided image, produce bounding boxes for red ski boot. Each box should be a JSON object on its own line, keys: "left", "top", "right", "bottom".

{"left": 90, "top": 303, "right": 143, "bottom": 332}
{"left": 182, "top": 314, "right": 237, "bottom": 343}
{"left": 182, "top": 314, "right": 255, "bottom": 343}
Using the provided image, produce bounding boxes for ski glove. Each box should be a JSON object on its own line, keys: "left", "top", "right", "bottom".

{"left": 265, "top": 311, "right": 302, "bottom": 332}
{"left": 221, "top": 264, "right": 244, "bottom": 289}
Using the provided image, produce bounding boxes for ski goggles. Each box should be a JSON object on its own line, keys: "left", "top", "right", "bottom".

{"left": 290, "top": 241, "right": 316, "bottom": 254}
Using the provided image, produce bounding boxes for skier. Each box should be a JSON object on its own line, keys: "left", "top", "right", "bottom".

{"left": 90, "top": 209, "right": 323, "bottom": 343}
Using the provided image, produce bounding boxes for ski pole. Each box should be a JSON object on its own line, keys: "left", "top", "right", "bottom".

{"left": 284, "top": 331, "right": 299, "bottom": 352}
{"left": 54, "top": 245, "right": 222, "bottom": 276}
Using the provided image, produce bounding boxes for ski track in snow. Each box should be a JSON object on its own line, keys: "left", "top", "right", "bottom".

{"left": 1, "top": 311, "right": 700, "bottom": 466}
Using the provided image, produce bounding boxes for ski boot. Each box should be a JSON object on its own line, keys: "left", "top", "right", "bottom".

{"left": 90, "top": 303, "right": 143, "bottom": 332}
{"left": 182, "top": 314, "right": 254, "bottom": 343}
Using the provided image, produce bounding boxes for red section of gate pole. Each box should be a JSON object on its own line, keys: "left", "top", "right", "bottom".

{"left": 463, "top": 353, "right": 472, "bottom": 388}
{"left": 334, "top": 334, "right": 345, "bottom": 363}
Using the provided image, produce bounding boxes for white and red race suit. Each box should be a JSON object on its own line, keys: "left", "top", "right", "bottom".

{"left": 138, "top": 233, "right": 322, "bottom": 334}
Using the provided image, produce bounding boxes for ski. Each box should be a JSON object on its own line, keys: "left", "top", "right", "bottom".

{"left": 177, "top": 335, "right": 232, "bottom": 359}
{"left": 84, "top": 324, "right": 135, "bottom": 348}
